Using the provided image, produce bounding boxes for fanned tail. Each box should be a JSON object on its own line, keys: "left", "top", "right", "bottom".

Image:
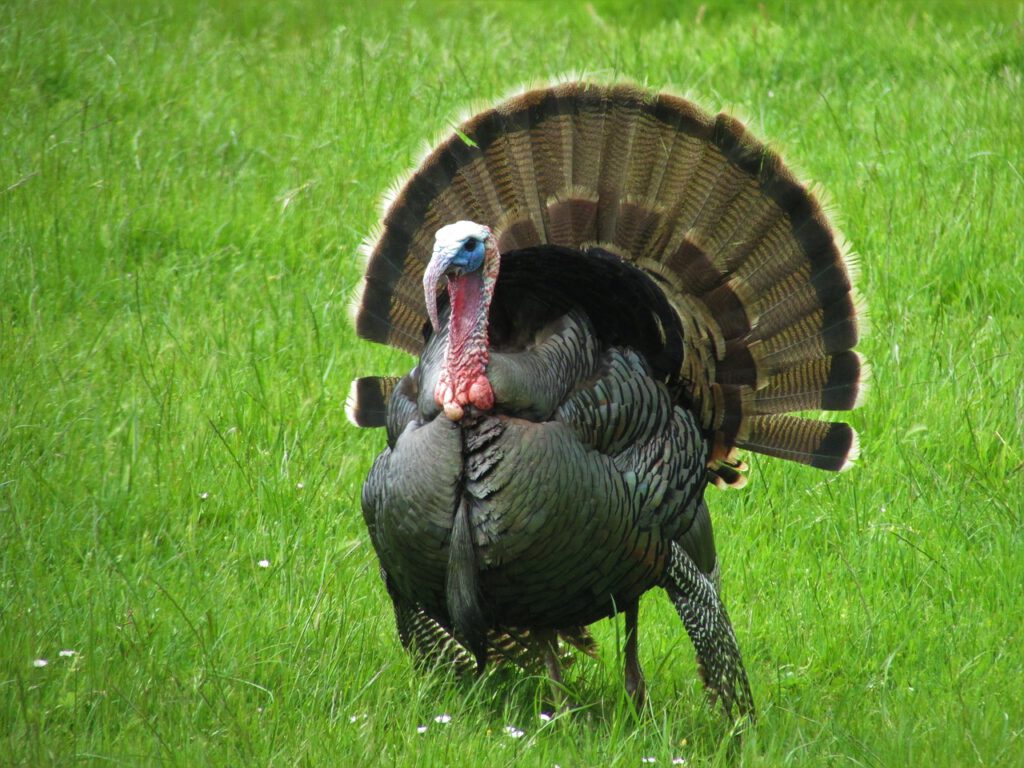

{"left": 350, "top": 80, "right": 867, "bottom": 476}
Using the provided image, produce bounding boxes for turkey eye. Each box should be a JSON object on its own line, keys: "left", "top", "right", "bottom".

{"left": 464, "top": 237, "right": 478, "bottom": 251}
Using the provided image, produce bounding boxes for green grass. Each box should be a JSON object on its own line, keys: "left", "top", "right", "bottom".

{"left": 2, "top": 0, "right": 1022, "bottom": 764}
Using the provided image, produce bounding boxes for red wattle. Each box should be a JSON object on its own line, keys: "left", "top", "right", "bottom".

{"left": 438, "top": 271, "right": 492, "bottom": 418}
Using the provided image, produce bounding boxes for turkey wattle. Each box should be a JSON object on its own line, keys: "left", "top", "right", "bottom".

{"left": 347, "top": 81, "right": 867, "bottom": 719}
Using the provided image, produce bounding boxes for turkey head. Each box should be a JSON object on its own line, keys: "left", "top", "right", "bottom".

{"left": 423, "top": 221, "right": 499, "bottom": 421}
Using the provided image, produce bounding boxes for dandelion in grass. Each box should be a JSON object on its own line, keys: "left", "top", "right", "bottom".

{"left": 258, "top": 559, "right": 271, "bottom": 568}
{"left": 59, "top": 649, "right": 77, "bottom": 658}
{"left": 434, "top": 714, "right": 452, "bottom": 724}
{"left": 416, "top": 725, "right": 428, "bottom": 734}
{"left": 504, "top": 725, "right": 525, "bottom": 739}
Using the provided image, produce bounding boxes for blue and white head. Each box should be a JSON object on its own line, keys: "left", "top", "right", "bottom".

{"left": 423, "top": 220, "right": 494, "bottom": 332}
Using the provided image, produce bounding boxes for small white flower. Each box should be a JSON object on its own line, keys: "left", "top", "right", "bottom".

{"left": 416, "top": 725, "right": 428, "bottom": 734}
{"left": 33, "top": 659, "right": 48, "bottom": 668}
{"left": 199, "top": 492, "right": 209, "bottom": 500}
{"left": 349, "top": 714, "right": 367, "bottom": 723}
{"left": 59, "top": 649, "right": 77, "bottom": 658}
{"left": 434, "top": 714, "right": 452, "bottom": 724}
{"left": 539, "top": 712, "right": 552, "bottom": 722}
{"left": 642, "top": 759, "right": 656, "bottom": 765}
{"left": 296, "top": 482, "right": 305, "bottom": 490}
{"left": 672, "top": 759, "right": 687, "bottom": 766}
{"left": 504, "top": 725, "right": 525, "bottom": 739}
{"left": 258, "top": 559, "right": 271, "bottom": 568}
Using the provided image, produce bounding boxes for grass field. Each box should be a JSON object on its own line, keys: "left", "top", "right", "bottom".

{"left": 2, "top": 0, "right": 1023, "bottom": 765}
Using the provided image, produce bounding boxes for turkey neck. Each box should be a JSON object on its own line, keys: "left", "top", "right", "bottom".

{"left": 447, "top": 270, "right": 489, "bottom": 366}
{"left": 443, "top": 245, "right": 499, "bottom": 414}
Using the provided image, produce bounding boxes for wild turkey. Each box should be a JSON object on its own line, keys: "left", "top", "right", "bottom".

{"left": 347, "top": 81, "right": 866, "bottom": 718}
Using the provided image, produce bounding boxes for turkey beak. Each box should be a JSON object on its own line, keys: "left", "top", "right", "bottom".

{"left": 423, "top": 250, "right": 454, "bottom": 333}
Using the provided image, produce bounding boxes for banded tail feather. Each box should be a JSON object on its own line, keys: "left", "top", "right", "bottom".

{"left": 346, "top": 376, "right": 400, "bottom": 429}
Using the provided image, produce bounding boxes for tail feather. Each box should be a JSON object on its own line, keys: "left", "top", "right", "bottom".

{"left": 504, "top": 119, "right": 548, "bottom": 243}
{"left": 351, "top": 80, "right": 866, "bottom": 475}
{"left": 530, "top": 91, "right": 574, "bottom": 224}
{"left": 619, "top": 110, "right": 668, "bottom": 205}
{"left": 595, "top": 93, "right": 644, "bottom": 241}
{"left": 754, "top": 298, "right": 862, "bottom": 367}
{"left": 736, "top": 414, "right": 860, "bottom": 472}
{"left": 346, "top": 376, "right": 400, "bottom": 428}
{"left": 737, "top": 351, "right": 868, "bottom": 415}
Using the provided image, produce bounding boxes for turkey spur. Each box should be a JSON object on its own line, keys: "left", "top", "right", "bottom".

{"left": 348, "top": 81, "right": 867, "bottom": 719}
